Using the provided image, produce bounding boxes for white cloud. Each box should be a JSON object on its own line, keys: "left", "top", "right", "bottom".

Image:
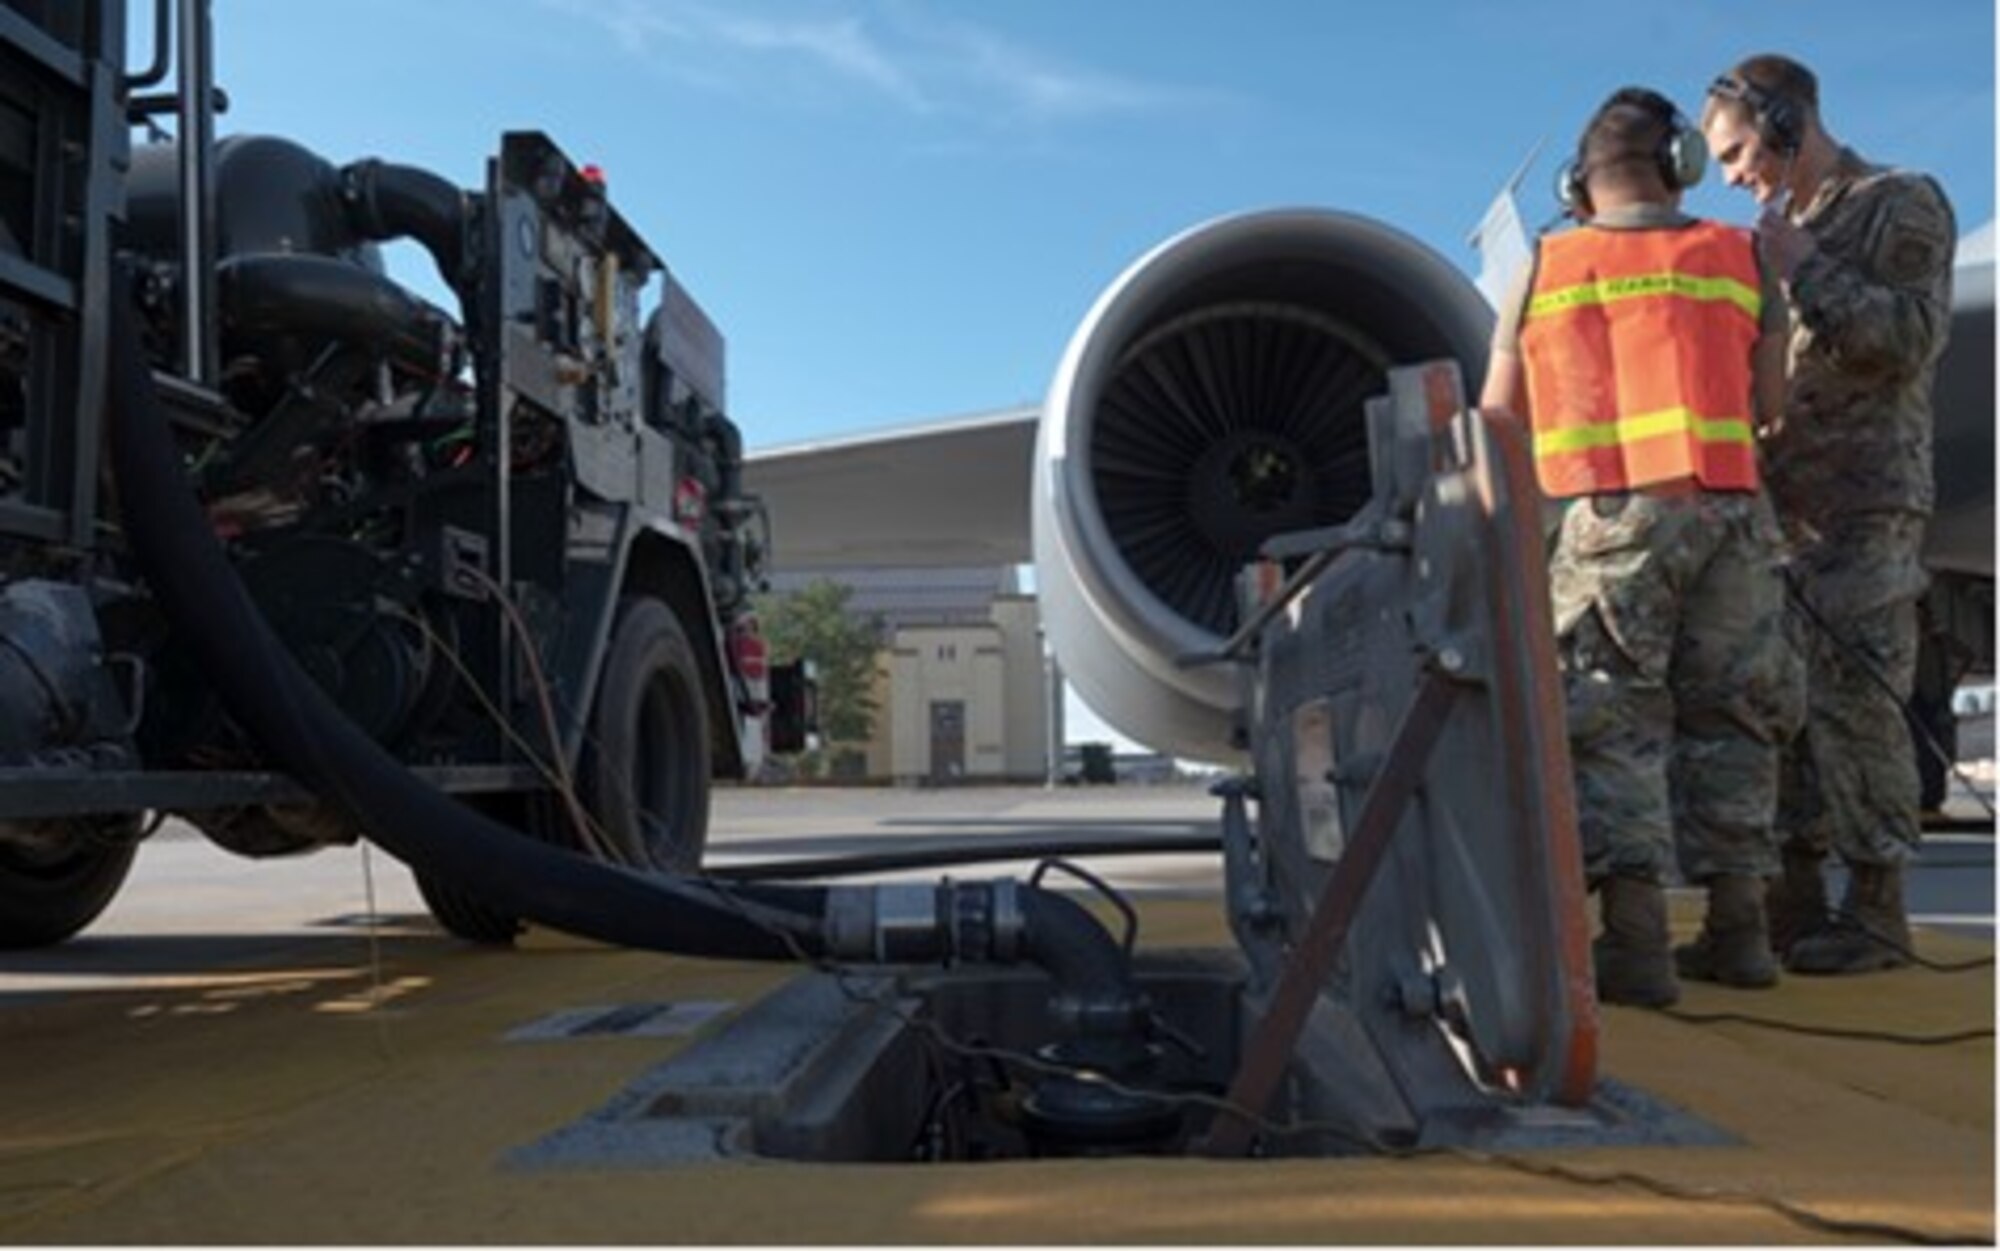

{"left": 540, "top": 0, "right": 1224, "bottom": 129}
{"left": 913, "top": 13, "right": 1199, "bottom": 124}
{"left": 706, "top": 10, "right": 932, "bottom": 112}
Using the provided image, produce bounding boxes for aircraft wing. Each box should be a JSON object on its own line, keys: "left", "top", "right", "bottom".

{"left": 744, "top": 404, "right": 1036, "bottom": 572}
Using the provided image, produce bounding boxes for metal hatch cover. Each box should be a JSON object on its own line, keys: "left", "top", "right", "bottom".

{"left": 1207, "top": 361, "right": 1597, "bottom": 1154}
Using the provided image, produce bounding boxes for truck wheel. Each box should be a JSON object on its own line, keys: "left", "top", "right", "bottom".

{"left": 585, "top": 596, "right": 711, "bottom": 871}
{"left": 0, "top": 833, "right": 139, "bottom": 948}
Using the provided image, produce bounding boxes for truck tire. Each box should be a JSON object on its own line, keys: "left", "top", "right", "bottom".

{"left": 585, "top": 596, "right": 711, "bottom": 872}
{"left": 0, "top": 834, "right": 139, "bottom": 948}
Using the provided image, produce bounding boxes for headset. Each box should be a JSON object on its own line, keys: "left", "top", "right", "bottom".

{"left": 1706, "top": 72, "right": 1804, "bottom": 157}
{"left": 1554, "top": 87, "right": 1708, "bottom": 220}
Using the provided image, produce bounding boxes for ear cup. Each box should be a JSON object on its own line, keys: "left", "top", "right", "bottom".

{"left": 1555, "top": 160, "right": 1591, "bottom": 218}
{"left": 1663, "top": 125, "right": 1707, "bottom": 190}
{"left": 1710, "top": 74, "right": 1801, "bottom": 156}
{"left": 1758, "top": 94, "right": 1802, "bottom": 154}
{"left": 1563, "top": 86, "right": 1700, "bottom": 215}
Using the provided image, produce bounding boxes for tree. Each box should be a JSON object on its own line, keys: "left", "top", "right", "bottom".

{"left": 755, "top": 580, "right": 882, "bottom": 770}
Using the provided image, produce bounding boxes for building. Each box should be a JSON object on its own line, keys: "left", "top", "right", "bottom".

{"left": 763, "top": 566, "right": 1057, "bottom": 785}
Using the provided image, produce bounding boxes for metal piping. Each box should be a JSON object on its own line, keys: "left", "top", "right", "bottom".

{"left": 173, "top": 0, "right": 216, "bottom": 383}
{"left": 125, "top": 0, "right": 173, "bottom": 90}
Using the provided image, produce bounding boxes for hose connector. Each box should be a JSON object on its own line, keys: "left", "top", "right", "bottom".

{"left": 822, "top": 880, "right": 1028, "bottom": 965}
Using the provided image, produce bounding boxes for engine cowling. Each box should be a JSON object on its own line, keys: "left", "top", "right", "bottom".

{"left": 1033, "top": 208, "right": 1496, "bottom": 762}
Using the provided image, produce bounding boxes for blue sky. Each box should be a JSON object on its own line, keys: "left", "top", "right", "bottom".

{"left": 196, "top": 2, "right": 1992, "bottom": 752}
{"left": 204, "top": 0, "right": 1994, "bottom": 447}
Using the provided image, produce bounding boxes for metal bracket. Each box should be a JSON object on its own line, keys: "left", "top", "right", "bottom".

{"left": 1178, "top": 512, "right": 1412, "bottom": 671}
{"left": 1197, "top": 667, "right": 1459, "bottom": 1156}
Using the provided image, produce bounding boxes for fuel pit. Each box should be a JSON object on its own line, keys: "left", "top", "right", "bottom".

{"left": 659, "top": 951, "right": 1247, "bottom": 1164}
{"left": 507, "top": 951, "right": 1727, "bottom": 1173}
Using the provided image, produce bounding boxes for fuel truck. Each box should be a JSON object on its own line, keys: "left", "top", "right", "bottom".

{"left": 0, "top": 0, "right": 811, "bottom": 946}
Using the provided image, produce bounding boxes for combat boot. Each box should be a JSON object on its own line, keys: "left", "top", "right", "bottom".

{"left": 1592, "top": 876, "right": 1680, "bottom": 1008}
{"left": 1785, "top": 863, "right": 1914, "bottom": 975}
{"left": 1673, "top": 874, "right": 1780, "bottom": 988}
{"left": 1765, "top": 846, "right": 1829, "bottom": 957}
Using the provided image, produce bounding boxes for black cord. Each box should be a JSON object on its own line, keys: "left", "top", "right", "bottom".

{"left": 1661, "top": 1008, "right": 1993, "bottom": 1046}
{"left": 1784, "top": 572, "right": 1997, "bottom": 821}
{"left": 1445, "top": 1145, "right": 1985, "bottom": 1245}
{"left": 1805, "top": 904, "right": 1998, "bottom": 973}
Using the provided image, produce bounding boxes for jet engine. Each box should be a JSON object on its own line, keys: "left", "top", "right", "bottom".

{"left": 1033, "top": 210, "right": 1495, "bottom": 761}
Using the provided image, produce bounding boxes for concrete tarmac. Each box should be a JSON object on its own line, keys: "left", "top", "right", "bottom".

{"left": 3, "top": 777, "right": 1989, "bottom": 996}
{"left": 0, "top": 782, "right": 1990, "bottom": 1243}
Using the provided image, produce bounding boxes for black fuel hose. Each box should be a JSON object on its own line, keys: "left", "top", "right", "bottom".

{"left": 107, "top": 287, "right": 822, "bottom": 960}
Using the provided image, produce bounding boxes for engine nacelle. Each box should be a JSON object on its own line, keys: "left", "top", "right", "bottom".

{"left": 1033, "top": 209, "right": 1496, "bottom": 761}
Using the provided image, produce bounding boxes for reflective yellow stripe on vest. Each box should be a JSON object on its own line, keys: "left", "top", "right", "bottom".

{"left": 1533, "top": 407, "right": 1755, "bottom": 458}
{"left": 1527, "top": 271, "right": 1762, "bottom": 320}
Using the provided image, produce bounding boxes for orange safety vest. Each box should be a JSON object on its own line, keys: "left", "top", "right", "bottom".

{"left": 1519, "top": 220, "right": 1761, "bottom": 498}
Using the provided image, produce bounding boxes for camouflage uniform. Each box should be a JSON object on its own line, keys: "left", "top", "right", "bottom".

{"left": 1550, "top": 490, "right": 1801, "bottom": 885}
{"left": 1766, "top": 150, "right": 1956, "bottom": 867}
{"left": 1496, "top": 204, "right": 1800, "bottom": 888}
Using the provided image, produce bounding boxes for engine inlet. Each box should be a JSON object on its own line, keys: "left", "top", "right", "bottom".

{"left": 1034, "top": 208, "right": 1495, "bottom": 761}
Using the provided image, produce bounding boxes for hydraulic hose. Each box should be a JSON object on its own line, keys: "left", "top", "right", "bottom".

{"left": 703, "top": 413, "right": 745, "bottom": 499}
{"left": 339, "top": 159, "right": 472, "bottom": 298}
{"left": 219, "top": 253, "right": 452, "bottom": 375}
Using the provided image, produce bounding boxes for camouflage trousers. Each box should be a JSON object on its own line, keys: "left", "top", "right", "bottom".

{"left": 1549, "top": 490, "right": 1803, "bottom": 885}
{"left": 1776, "top": 511, "right": 1928, "bottom": 866}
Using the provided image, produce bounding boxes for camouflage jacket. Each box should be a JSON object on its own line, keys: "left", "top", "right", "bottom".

{"left": 1765, "top": 147, "right": 1956, "bottom": 525}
